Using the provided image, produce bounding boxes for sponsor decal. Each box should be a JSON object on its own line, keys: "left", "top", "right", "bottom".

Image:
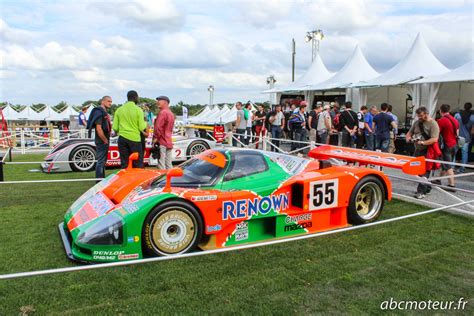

{"left": 410, "top": 161, "right": 421, "bottom": 166}
{"left": 206, "top": 224, "right": 222, "bottom": 232}
{"left": 235, "top": 222, "right": 248, "bottom": 241}
{"left": 192, "top": 195, "right": 218, "bottom": 202}
{"left": 127, "top": 236, "right": 140, "bottom": 243}
{"left": 329, "top": 149, "right": 410, "bottom": 164}
{"left": 284, "top": 221, "right": 312, "bottom": 232}
{"left": 222, "top": 193, "right": 289, "bottom": 220}
{"left": 285, "top": 213, "right": 312, "bottom": 224}
{"left": 118, "top": 253, "right": 139, "bottom": 260}
{"left": 122, "top": 199, "right": 139, "bottom": 213}
{"left": 92, "top": 250, "right": 124, "bottom": 261}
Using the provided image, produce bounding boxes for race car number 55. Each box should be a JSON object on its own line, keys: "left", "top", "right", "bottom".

{"left": 309, "top": 179, "right": 339, "bottom": 210}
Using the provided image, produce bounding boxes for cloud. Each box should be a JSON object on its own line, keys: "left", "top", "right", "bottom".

{"left": 0, "top": 18, "right": 36, "bottom": 44}
{"left": 92, "top": 0, "right": 185, "bottom": 32}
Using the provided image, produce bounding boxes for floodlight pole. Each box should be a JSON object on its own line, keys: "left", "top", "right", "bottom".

{"left": 306, "top": 29, "right": 324, "bottom": 62}
{"left": 291, "top": 38, "right": 296, "bottom": 82}
{"left": 207, "top": 85, "right": 214, "bottom": 107}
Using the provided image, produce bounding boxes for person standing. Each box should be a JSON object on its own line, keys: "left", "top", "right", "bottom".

{"left": 308, "top": 104, "right": 322, "bottom": 145}
{"left": 387, "top": 104, "right": 398, "bottom": 153}
{"left": 244, "top": 103, "right": 253, "bottom": 145}
{"left": 356, "top": 106, "right": 368, "bottom": 148}
{"left": 78, "top": 106, "right": 88, "bottom": 138}
{"left": 112, "top": 90, "right": 147, "bottom": 168}
{"left": 364, "top": 105, "right": 377, "bottom": 150}
{"left": 436, "top": 104, "right": 459, "bottom": 191}
{"left": 317, "top": 104, "right": 332, "bottom": 144}
{"left": 268, "top": 104, "right": 285, "bottom": 152}
{"left": 454, "top": 102, "right": 474, "bottom": 173}
{"left": 290, "top": 103, "right": 308, "bottom": 151}
{"left": 373, "top": 103, "right": 397, "bottom": 152}
{"left": 233, "top": 102, "right": 247, "bottom": 147}
{"left": 406, "top": 107, "right": 440, "bottom": 199}
{"left": 153, "top": 96, "right": 175, "bottom": 170}
{"left": 254, "top": 104, "right": 266, "bottom": 149}
{"left": 339, "top": 102, "right": 358, "bottom": 148}
{"left": 86, "top": 96, "right": 112, "bottom": 180}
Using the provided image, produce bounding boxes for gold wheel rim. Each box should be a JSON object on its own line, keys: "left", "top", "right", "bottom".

{"left": 151, "top": 209, "right": 196, "bottom": 254}
{"left": 355, "top": 182, "right": 382, "bottom": 220}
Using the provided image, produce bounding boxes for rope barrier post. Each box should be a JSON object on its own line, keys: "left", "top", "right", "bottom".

{"left": 20, "top": 129, "right": 25, "bottom": 154}
{"left": 0, "top": 160, "right": 4, "bottom": 182}
{"left": 310, "top": 140, "right": 315, "bottom": 150}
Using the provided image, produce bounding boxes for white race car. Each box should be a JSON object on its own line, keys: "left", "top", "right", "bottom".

{"left": 41, "top": 135, "right": 215, "bottom": 173}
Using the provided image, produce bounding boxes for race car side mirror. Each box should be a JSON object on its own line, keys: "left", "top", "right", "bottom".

{"left": 127, "top": 152, "right": 140, "bottom": 170}
{"left": 163, "top": 168, "right": 184, "bottom": 192}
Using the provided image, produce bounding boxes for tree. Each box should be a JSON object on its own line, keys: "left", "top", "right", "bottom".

{"left": 53, "top": 101, "right": 68, "bottom": 112}
{"left": 31, "top": 103, "right": 46, "bottom": 112}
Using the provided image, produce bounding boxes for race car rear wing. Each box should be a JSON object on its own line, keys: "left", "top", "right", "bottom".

{"left": 309, "top": 145, "right": 425, "bottom": 175}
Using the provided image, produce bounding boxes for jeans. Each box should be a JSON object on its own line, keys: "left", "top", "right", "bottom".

{"left": 341, "top": 130, "right": 355, "bottom": 148}
{"left": 365, "top": 133, "right": 375, "bottom": 151}
{"left": 158, "top": 145, "right": 172, "bottom": 169}
{"left": 356, "top": 132, "right": 365, "bottom": 149}
{"left": 292, "top": 128, "right": 307, "bottom": 151}
{"left": 233, "top": 128, "right": 246, "bottom": 147}
{"left": 271, "top": 125, "right": 282, "bottom": 152}
{"left": 245, "top": 127, "right": 252, "bottom": 145}
{"left": 118, "top": 136, "right": 144, "bottom": 169}
{"left": 318, "top": 130, "right": 328, "bottom": 144}
{"left": 456, "top": 142, "right": 469, "bottom": 172}
{"left": 95, "top": 142, "right": 109, "bottom": 179}
{"left": 375, "top": 137, "right": 390, "bottom": 152}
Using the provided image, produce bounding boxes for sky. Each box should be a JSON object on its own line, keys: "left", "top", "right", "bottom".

{"left": 0, "top": 0, "right": 473, "bottom": 106}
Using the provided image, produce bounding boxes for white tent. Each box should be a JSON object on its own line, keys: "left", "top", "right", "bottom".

{"left": 351, "top": 34, "right": 450, "bottom": 117}
{"left": 411, "top": 60, "right": 474, "bottom": 113}
{"left": 355, "top": 34, "right": 449, "bottom": 87}
{"left": 46, "top": 107, "right": 68, "bottom": 121}
{"left": 270, "top": 53, "right": 334, "bottom": 92}
{"left": 187, "top": 105, "right": 213, "bottom": 124}
{"left": 0, "top": 105, "right": 22, "bottom": 120}
{"left": 306, "top": 45, "right": 379, "bottom": 90}
{"left": 411, "top": 60, "right": 474, "bottom": 84}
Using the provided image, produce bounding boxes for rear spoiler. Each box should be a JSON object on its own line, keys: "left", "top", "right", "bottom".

{"left": 309, "top": 145, "right": 425, "bottom": 175}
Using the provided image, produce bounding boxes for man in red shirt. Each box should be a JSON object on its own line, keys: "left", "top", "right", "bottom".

{"left": 153, "top": 96, "right": 175, "bottom": 169}
{"left": 436, "top": 104, "right": 459, "bottom": 190}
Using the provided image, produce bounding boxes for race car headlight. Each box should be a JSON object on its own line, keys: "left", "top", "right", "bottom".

{"left": 77, "top": 214, "right": 123, "bottom": 245}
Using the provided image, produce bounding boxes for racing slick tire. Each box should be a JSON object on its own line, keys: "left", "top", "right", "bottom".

{"left": 69, "top": 145, "right": 96, "bottom": 172}
{"left": 143, "top": 200, "right": 203, "bottom": 257}
{"left": 347, "top": 176, "right": 385, "bottom": 225}
{"left": 186, "top": 140, "right": 210, "bottom": 158}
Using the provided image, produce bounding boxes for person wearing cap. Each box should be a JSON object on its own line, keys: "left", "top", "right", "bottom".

{"left": 153, "top": 96, "right": 175, "bottom": 169}
{"left": 356, "top": 105, "right": 368, "bottom": 148}
{"left": 113, "top": 90, "right": 147, "bottom": 168}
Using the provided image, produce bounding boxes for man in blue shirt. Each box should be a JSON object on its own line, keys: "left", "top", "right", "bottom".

{"left": 364, "top": 105, "right": 377, "bottom": 150}
{"left": 454, "top": 102, "right": 474, "bottom": 173}
{"left": 373, "top": 103, "right": 397, "bottom": 152}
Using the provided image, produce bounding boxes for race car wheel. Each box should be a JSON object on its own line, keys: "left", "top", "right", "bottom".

{"left": 69, "top": 146, "right": 96, "bottom": 172}
{"left": 143, "top": 200, "right": 203, "bottom": 256}
{"left": 347, "top": 176, "right": 385, "bottom": 225}
{"left": 186, "top": 140, "right": 210, "bottom": 158}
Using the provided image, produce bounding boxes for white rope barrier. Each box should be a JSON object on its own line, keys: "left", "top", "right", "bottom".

{"left": 388, "top": 174, "right": 474, "bottom": 195}
{"left": 0, "top": 178, "right": 103, "bottom": 184}
{"left": 1, "top": 198, "right": 472, "bottom": 280}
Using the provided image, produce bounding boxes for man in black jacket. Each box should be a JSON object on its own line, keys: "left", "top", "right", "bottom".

{"left": 87, "top": 96, "right": 112, "bottom": 180}
{"left": 339, "top": 101, "right": 358, "bottom": 147}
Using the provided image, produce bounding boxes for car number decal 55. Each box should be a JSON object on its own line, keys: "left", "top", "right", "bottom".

{"left": 309, "top": 179, "right": 339, "bottom": 210}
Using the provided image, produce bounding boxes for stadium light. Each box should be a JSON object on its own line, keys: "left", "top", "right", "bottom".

{"left": 305, "top": 29, "right": 324, "bottom": 61}
{"left": 208, "top": 85, "right": 214, "bottom": 107}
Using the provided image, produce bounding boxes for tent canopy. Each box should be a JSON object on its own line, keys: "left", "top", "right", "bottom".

{"left": 411, "top": 60, "right": 474, "bottom": 84}
{"left": 306, "top": 45, "right": 379, "bottom": 90}
{"left": 268, "top": 53, "right": 334, "bottom": 93}
{"left": 354, "top": 33, "right": 449, "bottom": 87}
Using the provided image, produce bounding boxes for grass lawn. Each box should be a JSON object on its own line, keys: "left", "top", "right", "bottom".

{"left": 0, "top": 152, "right": 473, "bottom": 315}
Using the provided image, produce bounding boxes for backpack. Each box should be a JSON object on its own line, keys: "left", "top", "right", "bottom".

{"left": 243, "top": 108, "right": 249, "bottom": 121}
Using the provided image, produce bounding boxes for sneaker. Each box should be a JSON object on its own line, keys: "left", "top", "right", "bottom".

{"left": 445, "top": 185, "right": 456, "bottom": 193}
{"left": 414, "top": 192, "right": 425, "bottom": 199}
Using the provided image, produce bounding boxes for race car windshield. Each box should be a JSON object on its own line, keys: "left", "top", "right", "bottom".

{"left": 152, "top": 157, "right": 224, "bottom": 187}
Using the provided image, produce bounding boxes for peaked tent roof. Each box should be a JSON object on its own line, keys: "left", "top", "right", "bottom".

{"left": 305, "top": 45, "right": 379, "bottom": 90}
{"left": 269, "top": 53, "right": 334, "bottom": 92}
{"left": 411, "top": 60, "right": 474, "bottom": 84}
{"left": 355, "top": 33, "right": 449, "bottom": 87}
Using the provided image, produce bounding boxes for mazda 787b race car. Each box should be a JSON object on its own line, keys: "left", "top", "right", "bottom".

{"left": 42, "top": 135, "right": 214, "bottom": 173}
{"left": 59, "top": 146, "right": 425, "bottom": 263}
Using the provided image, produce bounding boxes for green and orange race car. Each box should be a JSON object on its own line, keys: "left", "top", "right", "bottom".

{"left": 59, "top": 146, "right": 426, "bottom": 263}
